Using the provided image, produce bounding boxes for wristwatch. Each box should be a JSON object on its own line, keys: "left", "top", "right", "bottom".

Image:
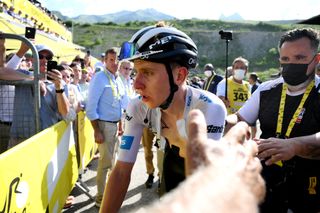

{"left": 55, "top": 88, "right": 65, "bottom": 93}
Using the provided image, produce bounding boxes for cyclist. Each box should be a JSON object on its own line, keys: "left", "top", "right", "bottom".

{"left": 100, "top": 25, "right": 227, "bottom": 212}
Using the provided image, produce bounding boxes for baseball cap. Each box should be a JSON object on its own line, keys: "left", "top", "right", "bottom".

{"left": 24, "top": 52, "right": 32, "bottom": 58}
{"left": 204, "top": 63, "right": 214, "bottom": 71}
{"left": 101, "top": 53, "right": 105, "bottom": 57}
{"left": 35, "top": 44, "right": 54, "bottom": 56}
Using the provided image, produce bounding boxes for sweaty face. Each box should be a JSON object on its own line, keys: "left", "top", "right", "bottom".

{"left": 133, "top": 60, "right": 170, "bottom": 109}
{"left": 279, "top": 37, "right": 317, "bottom": 76}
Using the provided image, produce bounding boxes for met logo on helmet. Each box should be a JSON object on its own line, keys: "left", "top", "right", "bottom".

{"left": 148, "top": 36, "right": 172, "bottom": 50}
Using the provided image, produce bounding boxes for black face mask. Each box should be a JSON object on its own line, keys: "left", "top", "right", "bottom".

{"left": 281, "top": 58, "right": 314, "bottom": 86}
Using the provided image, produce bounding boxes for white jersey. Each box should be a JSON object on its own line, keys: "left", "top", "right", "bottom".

{"left": 118, "top": 86, "right": 227, "bottom": 163}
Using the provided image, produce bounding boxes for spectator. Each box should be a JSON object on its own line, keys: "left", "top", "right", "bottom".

{"left": 69, "top": 62, "right": 85, "bottom": 106}
{"left": 24, "top": 52, "right": 33, "bottom": 70}
{"left": 248, "top": 72, "right": 261, "bottom": 94}
{"left": 118, "top": 60, "right": 135, "bottom": 109}
{"left": 0, "top": 34, "right": 14, "bottom": 153}
{"left": 86, "top": 48, "right": 127, "bottom": 207}
{"left": 189, "top": 76, "right": 201, "bottom": 89}
{"left": 94, "top": 53, "right": 105, "bottom": 73}
{"left": 78, "top": 68, "right": 89, "bottom": 104}
{"left": 58, "top": 64, "right": 81, "bottom": 112}
{"left": 203, "top": 63, "right": 223, "bottom": 94}
{"left": 217, "top": 57, "right": 251, "bottom": 114}
{"left": 141, "top": 127, "right": 157, "bottom": 189}
{"left": 4, "top": 41, "right": 75, "bottom": 147}
{"left": 84, "top": 52, "right": 93, "bottom": 74}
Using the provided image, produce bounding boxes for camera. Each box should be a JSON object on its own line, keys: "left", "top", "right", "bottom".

{"left": 46, "top": 60, "right": 58, "bottom": 81}
{"left": 219, "top": 30, "right": 233, "bottom": 40}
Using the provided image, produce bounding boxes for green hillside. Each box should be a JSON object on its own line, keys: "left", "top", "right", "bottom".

{"left": 72, "top": 19, "right": 319, "bottom": 81}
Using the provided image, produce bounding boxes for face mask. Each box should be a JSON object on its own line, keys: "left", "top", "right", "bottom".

{"left": 233, "top": 69, "right": 245, "bottom": 81}
{"left": 281, "top": 63, "right": 312, "bottom": 86}
{"left": 204, "top": 70, "right": 212, "bottom": 77}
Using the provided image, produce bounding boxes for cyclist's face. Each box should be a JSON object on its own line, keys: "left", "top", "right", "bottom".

{"left": 133, "top": 60, "right": 170, "bottom": 108}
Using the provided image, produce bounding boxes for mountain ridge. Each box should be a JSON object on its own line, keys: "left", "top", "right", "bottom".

{"left": 53, "top": 8, "right": 301, "bottom": 26}
{"left": 54, "top": 8, "right": 175, "bottom": 24}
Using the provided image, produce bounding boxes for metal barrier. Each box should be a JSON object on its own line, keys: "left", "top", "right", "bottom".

{"left": 0, "top": 33, "right": 41, "bottom": 149}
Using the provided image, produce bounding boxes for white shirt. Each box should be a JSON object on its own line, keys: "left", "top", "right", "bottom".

{"left": 118, "top": 86, "right": 227, "bottom": 163}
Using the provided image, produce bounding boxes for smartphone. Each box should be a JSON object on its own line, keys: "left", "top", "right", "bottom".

{"left": 47, "top": 60, "right": 58, "bottom": 80}
{"left": 25, "top": 27, "right": 36, "bottom": 39}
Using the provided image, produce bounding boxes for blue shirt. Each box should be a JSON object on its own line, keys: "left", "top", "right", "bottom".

{"left": 86, "top": 69, "right": 126, "bottom": 122}
{"left": 40, "top": 83, "right": 64, "bottom": 130}
{"left": 10, "top": 82, "right": 73, "bottom": 139}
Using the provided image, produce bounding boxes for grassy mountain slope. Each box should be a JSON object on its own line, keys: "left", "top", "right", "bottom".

{"left": 72, "top": 19, "right": 319, "bottom": 80}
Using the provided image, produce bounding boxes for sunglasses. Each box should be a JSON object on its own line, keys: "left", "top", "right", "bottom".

{"left": 39, "top": 54, "right": 53, "bottom": 61}
{"left": 123, "top": 67, "right": 133, "bottom": 71}
{"left": 63, "top": 75, "right": 72, "bottom": 79}
{"left": 118, "top": 41, "right": 163, "bottom": 61}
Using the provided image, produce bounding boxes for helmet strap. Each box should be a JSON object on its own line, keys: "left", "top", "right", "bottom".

{"left": 159, "top": 63, "right": 179, "bottom": 110}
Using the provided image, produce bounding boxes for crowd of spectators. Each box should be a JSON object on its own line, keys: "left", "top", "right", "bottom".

{"left": 0, "top": 0, "right": 70, "bottom": 40}
{"left": 0, "top": 34, "right": 98, "bottom": 152}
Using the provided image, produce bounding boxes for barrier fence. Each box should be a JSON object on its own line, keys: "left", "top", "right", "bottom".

{"left": 0, "top": 112, "right": 96, "bottom": 213}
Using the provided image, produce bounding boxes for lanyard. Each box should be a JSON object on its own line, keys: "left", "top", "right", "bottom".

{"left": 274, "top": 80, "right": 314, "bottom": 167}
{"left": 276, "top": 80, "right": 314, "bottom": 138}
{"left": 104, "top": 69, "right": 120, "bottom": 100}
{"left": 204, "top": 75, "right": 214, "bottom": 91}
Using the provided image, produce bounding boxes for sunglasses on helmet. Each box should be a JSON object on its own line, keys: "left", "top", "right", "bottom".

{"left": 118, "top": 41, "right": 163, "bottom": 61}
{"left": 118, "top": 42, "right": 136, "bottom": 60}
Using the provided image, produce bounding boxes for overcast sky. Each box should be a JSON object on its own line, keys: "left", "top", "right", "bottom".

{"left": 40, "top": 0, "right": 319, "bottom": 21}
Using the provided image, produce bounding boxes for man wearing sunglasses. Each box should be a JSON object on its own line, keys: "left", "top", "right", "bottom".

{"left": 100, "top": 24, "right": 227, "bottom": 212}
{"left": 3, "top": 40, "right": 75, "bottom": 148}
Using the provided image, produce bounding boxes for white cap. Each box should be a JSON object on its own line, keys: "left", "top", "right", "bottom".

{"left": 35, "top": 44, "right": 54, "bottom": 56}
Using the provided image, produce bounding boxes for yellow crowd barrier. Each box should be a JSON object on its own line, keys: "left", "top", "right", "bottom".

{"left": 0, "top": 112, "right": 96, "bottom": 212}
{"left": 77, "top": 111, "right": 96, "bottom": 170}
{"left": 0, "top": 121, "right": 77, "bottom": 212}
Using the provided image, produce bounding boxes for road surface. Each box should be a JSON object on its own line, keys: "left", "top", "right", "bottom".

{"left": 62, "top": 144, "right": 160, "bottom": 213}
